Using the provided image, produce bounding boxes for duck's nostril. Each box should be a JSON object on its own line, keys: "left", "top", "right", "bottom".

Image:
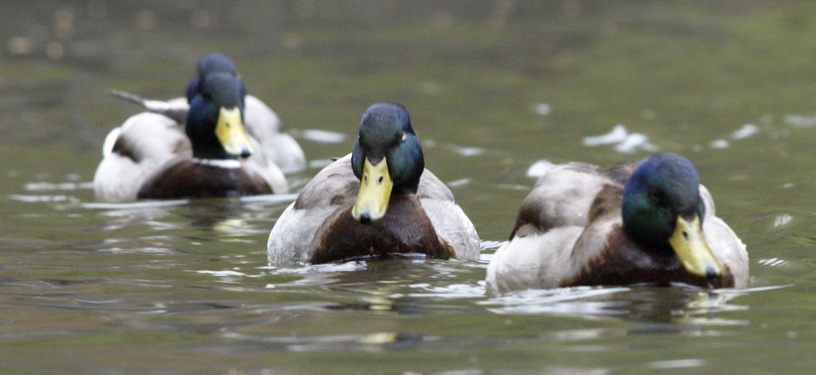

{"left": 358, "top": 212, "right": 371, "bottom": 224}
{"left": 705, "top": 265, "right": 718, "bottom": 279}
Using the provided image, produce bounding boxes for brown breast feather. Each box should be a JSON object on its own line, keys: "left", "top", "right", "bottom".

{"left": 310, "top": 195, "right": 455, "bottom": 264}
{"left": 137, "top": 160, "right": 272, "bottom": 199}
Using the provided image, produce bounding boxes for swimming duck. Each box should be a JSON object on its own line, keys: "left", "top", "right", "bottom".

{"left": 486, "top": 153, "right": 748, "bottom": 293}
{"left": 111, "top": 52, "right": 306, "bottom": 174}
{"left": 267, "top": 103, "right": 480, "bottom": 266}
{"left": 93, "top": 72, "right": 288, "bottom": 202}
{"left": 184, "top": 52, "right": 245, "bottom": 103}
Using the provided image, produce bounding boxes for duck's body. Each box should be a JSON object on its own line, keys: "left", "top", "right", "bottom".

{"left": 94, "top": 72, "right": 288, "bottom": 202}
{"left": 267, "top": 103, "right": 479, "bottom": 266}
{"left": 108, "top": 53, "right": 305, "bottom": 174}
{"left": 241, "top": 95, "right": 305, "bottom": 174}
{"left": 486, "top": 154, "right": 748, "bottom": 293}
{"left": 147, "top": 94, "right": 305, "bottom": 174}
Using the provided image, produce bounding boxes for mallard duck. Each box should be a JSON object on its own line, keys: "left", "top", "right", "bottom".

{"left": 93, "top": 72, "right": 288, "bottom": 202}
{"left": 486, "top": 153, "right": 748, "bottom": 293}
{"left": 111, "top": 52, "right": 306, "bottom": 174}
{"left": 267, "top": 103, "right": 480, "bottom": 266}
{"left": 184, "top": 52, "right": 245, "bottom": 103}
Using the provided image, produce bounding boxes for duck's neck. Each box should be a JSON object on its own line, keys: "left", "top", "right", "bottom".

{"left": 188, "top": 131, "right": 237, "bottom": 161}
{"left": 192, "top": 145, "right": 237, "bottom": 161}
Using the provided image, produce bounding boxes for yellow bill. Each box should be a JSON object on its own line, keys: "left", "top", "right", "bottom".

{"left": 352, "top": 157, "right": 393, "bottom": 223}
{"left": 669, "top": 214, "right": 724, "bottom": 279}
{"left": 216, "top": 107, "right": 254, "bottom": 158}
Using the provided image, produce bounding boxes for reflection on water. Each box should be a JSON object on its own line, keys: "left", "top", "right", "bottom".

{"left": 482, "top": 286, "right": 632, "bottom": 316}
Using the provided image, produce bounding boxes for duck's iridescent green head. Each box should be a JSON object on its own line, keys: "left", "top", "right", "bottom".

{"left": 350, "top": 103, "right": 424, "bottom": 224}
{"left": 186, "top": 53, "right": 246, "bottom": 104}
{"left": 186, "top": 72, "right": 254, "bottom": 160}
{"left": 622, "top": 153, "right": 723, "bottom": 279}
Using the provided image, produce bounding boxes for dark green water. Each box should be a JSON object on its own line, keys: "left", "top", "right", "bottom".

{"left": 2, "top": 1, "right": 816, "bottom": 373}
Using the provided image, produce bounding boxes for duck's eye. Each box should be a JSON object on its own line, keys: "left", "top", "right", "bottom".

{"left": 648, "top": 189, "right": 664, "bottom": 202}
{"left": 202, "top": 92, "right": 213, "bottom": 101}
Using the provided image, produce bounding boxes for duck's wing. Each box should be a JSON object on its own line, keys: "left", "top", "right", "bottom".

{"left": 699, "top": 185, "right": 749, "bottom": 288}
{"left": 241, "top": 133, "right": 289, "bottom": 194}
{"left": 267, "top": 154, "right": 358, "bottom": 266}
{"left": 510, "top": 162, "right": 617, "bottom": 239}
{"left": 414, "top": 168, "right": 479, "bottom": 260}
{"left": 488, "top": 177, "right": 627, "bottom": 293}
{"left": 93, "top": 112, "right": 191, "bottom": 202}
{"left": 294, "top": 154, "right": 359, "bottom": 210}
{"left": 267, "top": 200, "right": 342, "bottom": 266}
{"left": 416, "top": 168, "right": 455, "bottom": 201}
{"left": 420, "top": 198, "right": 480, "bottom": 261}
{"left": 244, "top": 95, "right": 306, "bottom": 174}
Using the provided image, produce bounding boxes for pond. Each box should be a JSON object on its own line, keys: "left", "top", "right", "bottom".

{"left": 2, "top": 1, "right": 816, "bottom": 373}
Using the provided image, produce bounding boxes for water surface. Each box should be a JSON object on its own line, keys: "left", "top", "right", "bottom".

{"left": 2, "top": 1, "right": 816, "bottom": 373}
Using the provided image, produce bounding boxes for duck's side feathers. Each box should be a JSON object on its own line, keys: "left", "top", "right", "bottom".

{"left": 101, "top": 126, "right": 122, "bottom": 157}
{"left": 510, "top": 163, "right": 614, "bottom": 239}
{"left": 245, "top": 95, "right": 282, "bottom": 134}
{"left": 244, "top": 95, "right": 306, "bottom": 173}
{"left": 700, "top": 184, "right": 717, "bottom": 218}
{"left": 416, "top": 168, "right": 456, "bottom": 201}
{"left": 415, "top": 164, "right": 478, "bottom": 260}
{"left": 702, "top": 216, "right": 748, "bottom": 288}
{"left": 267, "top": 156, "right": 358, "bottom": 266}
{"left": 699, "top": 184, "right": 748, "bottom": 287}
{"left": 115, "top": 112, "right": 189, "bottom": 161}
{"left": 486, "top": 226, "right": 584, "bottom": 294}
{"left": 293, "top": 154, "right": 359, "bottom": 210}
{"left": 603, "top": 159, "right": 641, "bottom": 184}
{"left": 420, "top": 198, "right": 479, "bottom": 261}
{"left": 257, "top": 164, "right": 289, "bottom": 194}
{"left": 587, "top": 183, "right": 624, "bottom": 223}
{"left": 259, "top": 131, "right": 306, "bottom": 174}
{"left": 241, "top": 132, "right": 288, "bottom": 194}
{"left": 699, "top": 184, "right": 748, "bottom": 289}
{"left": 94, "top": 112, "right": 190, "bottom": 202}
{"left": 267, "top": 201, "right": 341, "bottom": 266}
{"left": 94, "top": 152, "right": 166, "bottom": 202}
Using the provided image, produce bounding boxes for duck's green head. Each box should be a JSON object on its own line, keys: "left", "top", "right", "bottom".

{"left": 622, "top": 153, "right": 723, "bottom": 279}
{"left": 186, "top": 72, "right": 254, "bottom": 160}
{"left": 350, "top": 103, "right": 424, "bottom": 224}
{"left": 186, "top": 53, "right": 246, "bottom": 104}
